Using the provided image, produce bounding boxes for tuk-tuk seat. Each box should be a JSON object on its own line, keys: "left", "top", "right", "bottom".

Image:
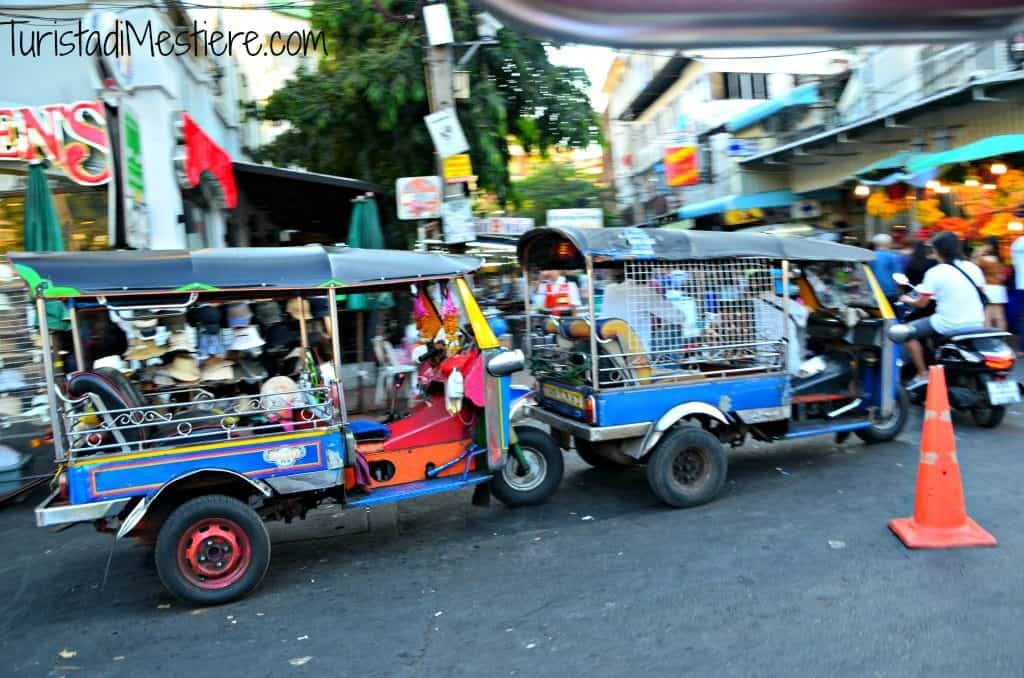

{"left": 67, "top": 367, "right": 152, "bottom": 446}
{"left": 542, "top": 316, "right": 653, "bottom": 383}
{"left": 347, "top": 419, "right": 391, "bottom": 441}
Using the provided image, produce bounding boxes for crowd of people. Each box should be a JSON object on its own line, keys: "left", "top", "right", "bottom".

{"left": 868, "top": 230, "right": 1024, "bottom": 384}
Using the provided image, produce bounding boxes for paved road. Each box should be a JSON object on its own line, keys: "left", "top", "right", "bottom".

{"left": 2, "top": 404, "right": 1023, "bottom": 678}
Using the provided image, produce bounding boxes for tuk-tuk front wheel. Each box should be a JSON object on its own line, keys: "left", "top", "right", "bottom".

{"left": 155, "top": 495, "right": 271, "bottom": 606}
{"left": 491, "top": 426, "right": 564, "bottom": 507}
{"left": 646, "top": 426, "right": 727, "bottom": 508}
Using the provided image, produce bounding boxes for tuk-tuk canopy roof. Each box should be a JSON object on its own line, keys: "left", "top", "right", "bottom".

{"left": 7, "top": 245, "right": 481, "bottom": 299}
{"left": 518, "top": 226, "right": 874, "bottom": 268}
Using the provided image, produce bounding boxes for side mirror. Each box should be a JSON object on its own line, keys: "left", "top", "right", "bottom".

{"left": 888, "top": 323, "right": 912, "bottom": 344}
{"left": 486, "top": 349, "right": 525, "bottom": 377}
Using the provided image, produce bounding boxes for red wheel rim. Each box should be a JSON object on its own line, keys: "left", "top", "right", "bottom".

{"left": 177, "top": 518, "right": 252, "bottom": 590}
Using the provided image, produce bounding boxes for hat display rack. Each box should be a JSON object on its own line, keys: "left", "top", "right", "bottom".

{"left": 0, "top": 264, "right": 49, "bottom": 434}
{"left": 78, "top": 295, "right": 337, "bottom": 406}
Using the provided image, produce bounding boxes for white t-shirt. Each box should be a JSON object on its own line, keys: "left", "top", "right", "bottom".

{"left": 918, "top": 260, "right": 985, "bottom": 334}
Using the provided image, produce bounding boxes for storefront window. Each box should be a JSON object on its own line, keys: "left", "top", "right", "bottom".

{"left": 0, "top": 174, "right": 109, "bottom": 253}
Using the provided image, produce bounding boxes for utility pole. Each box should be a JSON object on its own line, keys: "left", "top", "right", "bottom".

{"left": 424, "top": 44, "right": 462, "bottom": 200}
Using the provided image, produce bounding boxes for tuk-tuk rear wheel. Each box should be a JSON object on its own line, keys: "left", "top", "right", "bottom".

{"left": 646, "top": 426, "right": 727, "bottom": 508}
{"left": 155, "top": 494, "right": 270, "bottom": 606}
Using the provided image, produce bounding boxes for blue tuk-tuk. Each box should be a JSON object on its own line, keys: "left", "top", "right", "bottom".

{"left": 518, "top": 226, "right": 907, "bottom": 508}
{"left": 9, "top": 245, "right": 562, "bottom": 604}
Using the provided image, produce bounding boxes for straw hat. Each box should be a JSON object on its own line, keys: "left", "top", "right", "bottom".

{"left": 0, "top": 293, "right": 11, "bottom": 313}
{"left": 124, "top": 337, "right": 164, "bottom": 361}
{"left": 165, "top": 329, "right": 196, "bottom": 354}
{"left": 286, "top": 298, "right": 312, "bottom": 320}
{"left": 230, "top": 326, "right": 265, "bottom": 352}
{"left": 0, "top": 395, "right": 22, "bottom": 418}
{"left": 93, "top": 355, "right": 133, "bottom": 374}
{"left": 158, "top": 354, "right": 200, "bottom": 383}
{"left": 260, "top": 375, "right": 299, "bottom": 410}
{"left": 201, "top": 358, "right": 236, "bottom": 383}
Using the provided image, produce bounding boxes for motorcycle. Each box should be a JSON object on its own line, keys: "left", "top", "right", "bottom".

{"left": 888, "top": 272, "right": 1021, "bottom": 428}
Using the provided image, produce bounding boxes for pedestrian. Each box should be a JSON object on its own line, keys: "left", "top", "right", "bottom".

{"left": 971, "top": 238, "right": 1008, "bottom": 330}
{"left": 868, "top": 233, "right": 905, "bottom": 305}
{"left": 1011, "top": 234, "right": 1024, "bottom": 356}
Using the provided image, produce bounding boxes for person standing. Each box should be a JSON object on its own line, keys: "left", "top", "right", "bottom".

{"left": 1011, "top": 235, "right": 1024, "bottom": 356}
{"left": 972, "top": 238, "right": 1008, "bottom": 330}
{"left": 868, "top": 233, "right": 905, "bottom": 304}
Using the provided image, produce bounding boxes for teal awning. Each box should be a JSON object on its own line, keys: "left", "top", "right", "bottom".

{"left": 854, "top": 151, "right": 922, "bottom": 178}
{"left": 907, "top": 135, "right": 1024, "bottom": 173}
{"left": 678, "top": 190, "right": 797, "bottom": 219}
{"left": 725, "top": 83, "right": 819, "bottom": 133}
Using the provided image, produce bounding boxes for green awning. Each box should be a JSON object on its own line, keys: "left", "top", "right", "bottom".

{"left": 907, "top": 135, "right": 1024, "bottom": 173}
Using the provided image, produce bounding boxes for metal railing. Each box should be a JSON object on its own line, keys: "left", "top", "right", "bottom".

{"left": 528, "top": 259, "right": 788, "bottom": 388}
{"left": 57, "top": 385, "right": 336, "bottom": 457}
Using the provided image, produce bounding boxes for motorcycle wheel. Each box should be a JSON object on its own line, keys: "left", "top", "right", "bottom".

{"left": 972, "top": 405, "right": 1005, "bottom": 429}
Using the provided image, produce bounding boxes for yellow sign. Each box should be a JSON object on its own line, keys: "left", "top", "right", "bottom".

{"left": 443, "top": 153, "right": 473, "bottom": 183}
{"left": 724, "top": 208, "right": 763, "bottom": 226}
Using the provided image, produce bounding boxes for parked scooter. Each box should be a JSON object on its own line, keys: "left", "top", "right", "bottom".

{"left": 888, "top": 273, "right": 1021, "bottom": 428}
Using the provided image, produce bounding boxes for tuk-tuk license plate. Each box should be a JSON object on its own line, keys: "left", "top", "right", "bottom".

{"left": 541, "top": 383, "right": 584, "bottom": 409}
{"left": 986, "top": 380, "right": 1021, "bottom": 406}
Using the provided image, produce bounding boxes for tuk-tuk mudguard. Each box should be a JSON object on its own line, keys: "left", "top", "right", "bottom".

{"left": 482, "top": 349, "right": 512, "bottom": 472}
{"left": 65, "top": 430, "right": 344, "bottom": 505}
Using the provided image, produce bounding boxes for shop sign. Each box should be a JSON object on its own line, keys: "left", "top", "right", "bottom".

{"left": 473, "top": 217, "right": 534, "bottom": 235}
{"left": 442, "top": 198, "right": 475, "bottom": 244}
{"left": 122, "top": 109, "right": 148, "bottom": 249}
{"left": 725, "top": 138, "right": 760, "bottom": 157}
{"left": 0, "top": 102, "right": 110, "bottom": 186}
{"left": 724, "top": 208, "right": 763, "bottom": 226}
{"left": 443, "top": 153, "right": 473, "bottom": 184}
{"left": 664, "top": 145, "right": 699, "bottom": 187}
{"left": 396, "top": 176, "right": 443, "bottom": 220}
{"left": 424, "top": 108, "right": 469, "bottom": 158}
{"left": 547, "top": 208, "right": 603, "bottom": 229}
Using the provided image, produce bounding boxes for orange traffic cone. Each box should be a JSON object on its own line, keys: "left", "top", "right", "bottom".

{"left": 889, "top": 365, "right": 996, "bottom": 548}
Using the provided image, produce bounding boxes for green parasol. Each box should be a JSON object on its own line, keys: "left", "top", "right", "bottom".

{"left": 346, "top": 196, "right": 393, "bottom": 312}
{"left": 23, "top": 163, "right": 69, "bottom": 330}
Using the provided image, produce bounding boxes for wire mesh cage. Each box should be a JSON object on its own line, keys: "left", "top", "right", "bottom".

{"left": 528, "top": 258, "right": 789, "bottom": 387}
{"left": 0, "top": 270, "right": 48, "bottom": 434}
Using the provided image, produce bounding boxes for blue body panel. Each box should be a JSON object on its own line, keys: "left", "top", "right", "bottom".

{"left": 66, "top": 430, "right": 342, "bottom": 504}
{"left": 347, "top": 473, "right": 491, "bottom": 508}
{"left": 783, "top": 420, "right": 871, "bottom": 439}
{"left": 595, "top": 375, "right": 788, "bottom": 426}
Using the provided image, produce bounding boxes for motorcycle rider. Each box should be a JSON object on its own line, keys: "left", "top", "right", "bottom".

{"left": 899, "top": 231, "right": 986, "bottom": 388}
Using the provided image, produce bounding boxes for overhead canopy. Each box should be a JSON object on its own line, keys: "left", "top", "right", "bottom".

{"left": 726, "top": 83, "right": 819, "bottom": 133}
{"left": 907, "top": 135, "right": 1024, "bottom": 173}
{"left": 854, "top": 151, "right": 922, "bottom": 178}
{"left": 7, "top": 246, "right": 481, "bottom": 299}
{"left": 678, "top": 190, "right": 796, "bottom": 219}
{"left": 473, "top": 0, "right": 1023, "bottom": 47}
{"left": 518, "top": 226, "right": 874, "bottom": 269}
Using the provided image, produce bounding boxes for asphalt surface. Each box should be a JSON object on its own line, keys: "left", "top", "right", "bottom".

{"left": 2, "top": 402, "right": 1023, "bottom": 678}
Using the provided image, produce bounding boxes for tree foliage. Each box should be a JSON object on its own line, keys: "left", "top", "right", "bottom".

{"left": 254, "top": 0, "right": 601, "bottom": 209}
{"left": 511, "top": 162, "right": 618, "bottom": 225}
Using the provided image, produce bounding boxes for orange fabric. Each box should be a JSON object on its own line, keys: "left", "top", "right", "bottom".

{"left": 888, "top": 365, "right": 997, "bottom": 548}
